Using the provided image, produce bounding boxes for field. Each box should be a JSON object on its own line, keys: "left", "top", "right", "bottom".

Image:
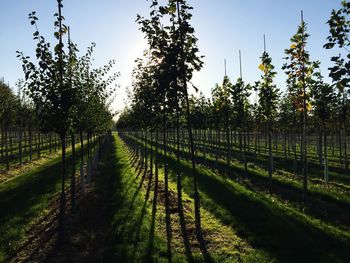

{"left": 1, "top": 0, "right": 350, "bottom": 262}
{"left": 0, "top": 132, "right": 348, "bottom": 262}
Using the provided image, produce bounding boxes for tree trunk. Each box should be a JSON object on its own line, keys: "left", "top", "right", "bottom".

{"left": 318, "top": 128, "right": 323, "bottom": 165}
{"left": 29, "top": 127, "right": 32, "bottom": 162}
{"left": 80, "top": 131, "right": 85, "bottom": 193}
{"left": 268, "top": 122, "right": 273, "bottom": 182}
{"left": 5, "top": 127, "right": 9, "bottom": 171}
{"left": 324, "top": 124, "right": 329, "bottom": 183}
{"left": 19, "top": 125, "right": 22, "bottom": 165}
{"left": 59, "top": 136, "right": 66, "bottom": 241}
{"left": 71, "top": 133, "right": 76, "bottom": 211}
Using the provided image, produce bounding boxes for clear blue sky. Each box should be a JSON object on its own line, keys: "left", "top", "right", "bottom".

{"left": 0, "top": 0, "right": 343, "bottom": 116}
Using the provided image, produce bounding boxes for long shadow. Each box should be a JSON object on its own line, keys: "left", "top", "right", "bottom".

{"left": 146, "top": 160, "right": 158, "bottom": 262}
{"left": 0, "top": 139, "right": 90, "bottom": 261}
{"left": 177, "top": 174, "right": 194, "bottom": 263}
{"left": 134, "top": 136, "right": 350, "bottom": 226}
{"left": 128, "top": 136, "right": 212, "bottom": 262}
{"left": 128, "top": 135, "right": 350, "bottom": 262}
{"left": 160, "top": 138, "right": 350, "bottom": 210}
{"left": 0, "top": 159, "right": 62, "bottom": 259}
{"left": 164, "top": 163, "right": 173, "bottom": 263}
{"left": 104, "top": 136, "right": 135, "bottom": 262}
{"left": 133, "top": 157, "right": 153, "bottom": 256}
{"left": 193, "top": 146, "right": 350, "bottom": 230}
{"left": 104, "top": 136, "right": 166, "bottom": 263}
{"left": 117, "top": 160, "right": 148, "bottom": 235}
{"left": 42, "top": 138, "right": 113, "bottom": 263}
{"left": 165, "top": 152, "right": 350, "bottom": 262}
{"left": 198, "top": 141, "right": 350, "bottom": 185}
{"left": 197, "top": 154, "right": 350, "bottom": 211}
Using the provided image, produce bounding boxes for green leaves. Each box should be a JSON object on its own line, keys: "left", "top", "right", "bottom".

{"left": 257, "top": 51, "right": 279, "bottom": 123}
{"left": 283, "top": 17, "right": 316, "bottom": 113}
{"left": 17, "top": 0, "right": 117, "bottom": 136}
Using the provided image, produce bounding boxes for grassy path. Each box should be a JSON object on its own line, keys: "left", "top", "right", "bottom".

{"left": 0, "top": 139, "right": 91, "bottom": 262}
{"left": 2, "top": 133, "right": 349, "bottom": 262}
{"left": 122, "top": 133, "right": 350, "bottom": 263}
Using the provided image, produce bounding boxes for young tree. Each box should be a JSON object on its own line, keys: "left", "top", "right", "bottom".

{"left": 282, "top": 12, "right": 317, "bottom": 201}
{"left": 230, "top": 77, "right": 251, "bottom": 177}
{"left": 212, "top": 76, "right": 233, "bottom": 176}
{"left": 257, "top": 39, "right": 280, "bottom": 182}
{"left": 0, "top": 79, "right": 17, "bottom": 171}
{"left": 310, "top": 71, "right": 336, "bottom": 182}
{"left": 324, "top": 0, "right": 350, "bottom": 170}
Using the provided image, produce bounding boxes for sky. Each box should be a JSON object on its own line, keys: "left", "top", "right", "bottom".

{"left": 0, "top": 0, "right": 343, "bottom": 119}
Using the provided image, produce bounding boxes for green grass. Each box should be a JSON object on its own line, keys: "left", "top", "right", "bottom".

{"left": 103, "top": 134, "right": 185, "bottom": 262}
{"left": 110, "top": 133, "right": 270, "bottom": 262}
{"left": 0, "top": 140, "right": 92, "bottom": 262}
{"left": 0, "top": 156, "right": 62, "bottom": 261}
{"left": 124, "top": 133, "right": 350, "bottom": 263}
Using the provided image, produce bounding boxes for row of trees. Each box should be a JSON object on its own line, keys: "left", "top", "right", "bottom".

{"left": 15, "top": 0, "right": 117, "bottom": 239}
{"left": 117, "top": 0, "right": 349, "bottom": 220}
{"left": 119, "top": 0, "right": 208, "bottom": 257}
{"left": 0, "top": 78, "right": 66, "bottom": 171}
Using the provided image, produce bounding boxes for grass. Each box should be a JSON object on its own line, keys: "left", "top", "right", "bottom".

{"left": 1, "top": 132, "right": 349, "bottom": 262}
{"left": 0, "top": 155, "right": 62, "bottom": 261}
{"left": 103, "top": 134, "right": 174, "bottom": 262}
{"left": 111, "top": 133, "right": 271, "bottom": 262}
{"left": 124, "top": 133, "right": 350, "bottom": 263}
{"left": 0, "top": 139, "right": 93, "bottom": 262}
{"left": 137, "top": 134, "right": 350, "bottom": 225}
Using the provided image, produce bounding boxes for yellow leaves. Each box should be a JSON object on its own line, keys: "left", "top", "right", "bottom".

{"left": 296, "top": 101, "right": 312, "bottom": 112}
{"left": 258, "top": 63, "right": 265, "bottom": 72}
{"left": 307, "top": 101, "right": 312, "bottom": 111}
{"left": 290, "top": 44, "right": 297, "bottom": 49}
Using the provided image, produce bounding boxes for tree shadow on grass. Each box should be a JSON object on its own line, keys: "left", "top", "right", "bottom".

{"left": 0, "top": 158, "right": 62, "bottom": 260}
{"left": 104, "top": 136, "right": 170, "bottom": 263}
{"left": 140, "top": 137, "right": 350, "bottom": 231}
{"left": 135, "top": 136, "right": 350, "bottom": 262}
{"left": 164, "top": 141, "right": 350, "bottom": 222}
{"left": 167, "top": 156, "right": 350, "bottom": 263}
{"left": 177, "top": 174, "right": 194, "bottom": 263}
{"left": 201, "top": 142, "right": 350, "bottom": 186}
{"left": 146, "top": 160, "right": 158, "bottom": 262}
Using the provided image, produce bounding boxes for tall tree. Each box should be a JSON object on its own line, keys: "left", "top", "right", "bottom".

{"left": 257, "top": 39, "right": 280, "bottom": 182}
{"left": 324, "top": 0, "right": 350, "bottom": 170}
{"left": 310, "top": 70, "right": 336, "bottom": 182}
{"left": 282, "top": 12, "right": 317, "bottom": 201}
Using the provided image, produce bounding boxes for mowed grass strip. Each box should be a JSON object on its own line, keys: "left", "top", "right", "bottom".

{"left": 0, "top": 141, "right": 88, "bottom": 262}
{"left": 125, "top": 134, "right": 350, "bottom": 263}
{"left": 104, "top": 134, "right": 174, "bottom": 262}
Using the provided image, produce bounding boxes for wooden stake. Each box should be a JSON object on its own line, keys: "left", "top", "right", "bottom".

{"left": 224, "top": 59, "right": 227, "bottom": 77}
{"left": 239, "top": 50, "right": 242, "bottom": 79}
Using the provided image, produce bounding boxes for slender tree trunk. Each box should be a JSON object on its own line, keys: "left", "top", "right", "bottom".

{"left": 318, "top": 128, "right": 322, "bottom": 165}
{"left": 5, "top": 126, "right": 9, "bottom": 171}
{"left": 9, "top": 128, "right": 13, "bottom": 158}
{"left": 71, "top": 133, "right": 76, "bottom": 211}
{"left": 324, "top": 124, "right": 329, "bottom": 183}
{"left": 29, "top": 126, "right": 32, "bottom": 162}
{"left": 37, "top": 131, "right": 41, "bottom": 159}
{"left": 19, "top": 125, "right": 22, "bottom": 165}
{"left": 268, "top": 121, "right": 273, "bottom": 182}
{"left": 163, "top": 110, "right": 172, "bottom": 260}
{"left": 80, "top": 131, "right": 85, "bottom": 193}
{"left": 284, "top": 126, "right": 287, "bottom": 159}
{"left": 59, "top": 136, "right": 66, "bottom": 241}
{"left": 343, "top": 124, "right": 348, "bottom": 171}
{"left": 226, "top": 125, "right": 231, "bottom": 177}
{"left": 87, "top": 131, "right": 91, "bottom": 184}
